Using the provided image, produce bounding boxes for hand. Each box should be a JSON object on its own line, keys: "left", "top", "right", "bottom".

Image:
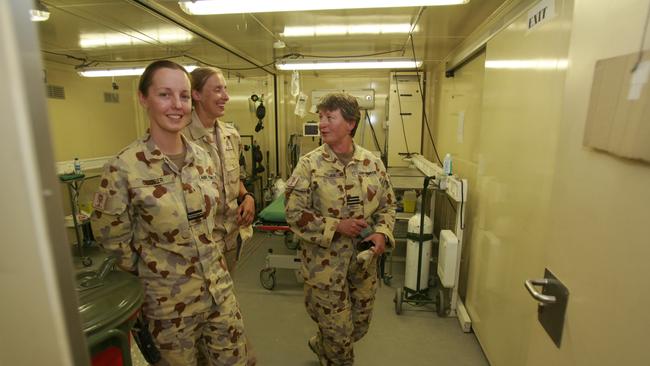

{"left": 362, "top": 233, "right": 386, "bottom": 255}
{"left": 335, "top": 218, "right": 368, "bottom": 237}
{"left": 236, "top": 195, "right": 255, "bottom": 226}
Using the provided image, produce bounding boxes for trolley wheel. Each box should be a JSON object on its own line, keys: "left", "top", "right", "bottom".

{"left": 81, "top": 256, "right": 93, "bottom": 267}
{"left": 383, "top": 275, "right": 392, "bottom": 286}
{"left": 259, "top": 268, "right": 276, "bottom": 290}
{"left": 436, "top": 288, "right": 447, "bottom": 317}
{"left": 284, "top": 234, "right": 299, "bottom": 250}
{"left": 394, "top": 288, "right": 403, "bottom": 315}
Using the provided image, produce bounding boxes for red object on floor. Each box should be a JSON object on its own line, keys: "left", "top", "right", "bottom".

{"left": 91, "top": 346, "right": 123, "bottom": 366}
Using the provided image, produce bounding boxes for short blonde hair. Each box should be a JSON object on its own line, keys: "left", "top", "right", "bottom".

{"left": 317, "top": 93, "right": 361, "bottom": 137}
{"left": 138, "top": 60, "right": 190, "bottom": 97}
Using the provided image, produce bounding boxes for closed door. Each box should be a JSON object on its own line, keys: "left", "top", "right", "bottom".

{"left": 464, "top": 0, "right": 573, "bottom": 364}
{"left": 465, "top": 0, "right": 650, "bottom": 364}
{"left": 525, "top": 0, "right": 650, "bottom": 364}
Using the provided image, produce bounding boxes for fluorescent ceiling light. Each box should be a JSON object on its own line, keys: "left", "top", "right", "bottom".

{"left": 179, "top": 0, "right": 469, "bottom": 15}
{"left": 485, "top": 59, "right": 568, "bottom": 70}
{"left": 30, "top": 1, "right": 50, "bottom": 22}
{"left": 80, "top": 34, "right": 137, "bottom": 48}
{"left": 276, "top": 58, "right": 421, "bottom": 71}
{"left": 79, "top": 29, "right": 193, "bottom": 48}
{"left": 79, "top": 65, "right": 197, "bottom": 77}
{"left": 283, "top": 23, "right": 416, "bottom": 37}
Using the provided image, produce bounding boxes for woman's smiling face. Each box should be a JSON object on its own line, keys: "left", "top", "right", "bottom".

{"left": 193, "top": 72, "right": 229, "bottom": 119}
{"left": 139, "top": 67, "right": 192, "bottom": 134}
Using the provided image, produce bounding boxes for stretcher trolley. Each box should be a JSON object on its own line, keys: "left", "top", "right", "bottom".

{"left": 254, "top": 195, "right": 302, "bottom": 290}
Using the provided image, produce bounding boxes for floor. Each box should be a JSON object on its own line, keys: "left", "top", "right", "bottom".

{"left": 131, "top": 232, "right": 489, "bottom": 365}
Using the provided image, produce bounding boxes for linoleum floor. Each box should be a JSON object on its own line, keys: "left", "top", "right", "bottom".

{"left": 132, "top": 232, "right": 489, "bottom": 365}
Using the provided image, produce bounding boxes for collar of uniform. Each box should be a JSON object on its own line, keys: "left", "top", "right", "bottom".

{"left": 180, "top": 133, "right": 198, "bottom": 165}
{"left": 322, "top": 142, "right": 362, "bottom": 163}
{"left": 141, "top": 132, "right": 197, "bottom": 165}
{"left": 141, "top": 133, "right": 165, "bottom": 162}
{"left": 186, "top": 109, "right": 214, "bottom": 142}
{"left": 350, "top": 143, "right": 364, "bottom": 161}
{"left": 217, "top": 120, "right": 235, "bottom": 138}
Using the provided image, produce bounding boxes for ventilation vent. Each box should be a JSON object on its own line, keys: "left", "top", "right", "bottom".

{"left": 46, "top": 85, "right": 65, "bottom": 99}
{"left": 103, "top": 92, "right": 120, "bottom": 103}
{"left": 392, "top": 74, "right": 420, "bottom": 83}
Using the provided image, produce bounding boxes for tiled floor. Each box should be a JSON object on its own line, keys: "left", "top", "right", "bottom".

{"left": 130, "top": 232, "right": 489, "bottom": 365}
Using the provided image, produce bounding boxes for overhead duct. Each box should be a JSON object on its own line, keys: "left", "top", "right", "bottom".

{"left": 129, "top": 0, "right": 273, "bottom": 74}
{"left": 445, "top": 0, "right": 538, "bottom": 77}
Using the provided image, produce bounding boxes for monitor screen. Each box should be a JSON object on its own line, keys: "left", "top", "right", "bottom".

{"left": 303, "top": 123, "right": 320, "bottom": 136}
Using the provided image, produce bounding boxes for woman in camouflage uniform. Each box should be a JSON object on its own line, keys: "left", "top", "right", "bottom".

{"left": 183, "top": 66, "right": 255, "bottom": 273}
{"left": 91, "top": 60, "right": 252, "bottom": 366}
{"left": 285, "top": 93, "right": 396, "bottom": 365}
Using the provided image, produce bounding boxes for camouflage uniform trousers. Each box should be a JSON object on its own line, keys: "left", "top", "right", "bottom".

{"left": 304, "top": 255, "right": 379, "bottom": 366}
{"left": 221, "top": 234, "right": 241, "bottom": 274}
{"left": 149, "top": 293, "right": 250, "bottom": 366}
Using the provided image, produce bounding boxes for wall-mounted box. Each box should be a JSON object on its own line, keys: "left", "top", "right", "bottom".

{"left": 387, "top": 72, "right": 423, "bottom": 167}
{"left": 438, "top": 229, "right": 459, "bottom": 288}
{"left": 583, "top": 51, "right": 650, "bottom": 163}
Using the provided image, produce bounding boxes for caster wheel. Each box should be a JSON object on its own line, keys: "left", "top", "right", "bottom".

{"left": 437, "top": 288, "right": 447, "bottom": 317}
{"left": 82, "top": 256, "right": 93, "bottom": 267}
{"left": 285, "top": 234, "right": 299, "bottom": 250}
{"left": 394, "top": 288, "right": 403, "bottom": 315}
{"left": 259, "top": 268, "right": 276, "bottom": 290}
{"left": 383, "top": 276, "right": 392, "bottom": 286}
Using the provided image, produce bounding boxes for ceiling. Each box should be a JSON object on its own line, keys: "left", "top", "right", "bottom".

{"left": 38, "top": 0, "right": 507, "bottom": 78}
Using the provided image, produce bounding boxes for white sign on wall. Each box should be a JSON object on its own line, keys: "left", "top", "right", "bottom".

{"left": 528, "top": 0, "right": 556, "bottom": 31}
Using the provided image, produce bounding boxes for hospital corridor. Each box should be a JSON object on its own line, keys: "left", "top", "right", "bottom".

{"left": 1, "top": 0, "right": 649, "bottom": 365}
{"left": 166, "top": 233, "right": 487, "bottom": 366}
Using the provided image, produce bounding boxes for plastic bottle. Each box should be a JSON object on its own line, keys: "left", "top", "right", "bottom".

{"left": 74, "top": 157, "right": 82, "bottom": 174}
{"left": 403, "top": 190, "right": 417, "bottom": 213}
{"left": 443, "top": 153, "right": 452, "bottom": 176}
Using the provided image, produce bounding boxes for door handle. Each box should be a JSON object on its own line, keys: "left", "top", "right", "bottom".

{"left": 525, "top": 278, "right": 557, "bottom": 304}
{"left": 525, "top": 269, "right": 569, "bottom": 348}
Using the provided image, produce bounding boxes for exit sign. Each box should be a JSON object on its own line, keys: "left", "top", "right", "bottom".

{"left": 528, "top": 0, "right": 556, "bottom": 31}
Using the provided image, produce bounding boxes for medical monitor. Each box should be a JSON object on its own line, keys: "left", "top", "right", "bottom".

{"left": 303, "top": 122, "right": 320, "bottom": 137}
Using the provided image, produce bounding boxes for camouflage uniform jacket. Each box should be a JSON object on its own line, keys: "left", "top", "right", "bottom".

{"left": 285, "top": 143, "right": 396, "bottom": 291}
{"left": 183, "top": 110, "right": 243, "bottom": 250}
{"left": 91, "top": 133, "right": 232, "bottom": 319}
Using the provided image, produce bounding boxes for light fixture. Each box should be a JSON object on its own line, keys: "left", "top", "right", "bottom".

{"left": 78, "top": 65, "right": 197, "bottom": 78}
{"left": 30, "top": 1, "right": 50, "bottom": 22}
{"left": 485, "top": 59, "right": 569, "bottom": 70}
{"left": 79, "top": 29, "right": 193, "bottom": 48}
{"left": 179, "top": 0, "right": 469, "bottom": 15}
{"left": 283, "top": 24, "right": 417, "bottom": 37}
{"left": 276, "top": 58, "right": 422, "bottom": 71}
